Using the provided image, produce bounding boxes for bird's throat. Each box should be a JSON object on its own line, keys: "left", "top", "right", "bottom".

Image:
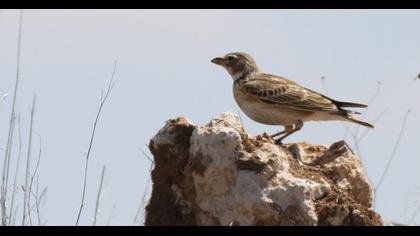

{"left": 231, "top": 71, "right": 244, "bottom": 80}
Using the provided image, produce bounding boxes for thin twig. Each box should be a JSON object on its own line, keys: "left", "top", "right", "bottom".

{"left": 3, "top": 113, "right": 16, "bottom": 202}
{"left": 237, "top": 110, "right": 244, "bottom": 126}
{"left": 25, "top": 188, "right": 45, "bottom": 219}
{"left": 320, "top": 76, "right": 330, "bottom": 96}
{"left": 11, "top": 206, "right": 18, "bottom": 226}
{"left": 137, "top": 147, "right": 153, "bottom": 163}
{"left": 23, "top": 186, "right": 47, "bottom": 226}
{"left": 403, "top": 188, "right": 411, "bottom": 223}
{"left": 407, "top": 184, "right": 420, "bottom": 225}
{"left": 344, "top": 82, "right": 381, "bottom": 141}
{"left": 22, "top": 95, "right": 36, "bottom": 225}
{"left": 349, "top": 130, "right": 375, "bottom": 194}
{"left": 34, "top": 176, "right": 41, "bottom": 225}
{"left": 1, "top": 10, "right": 23, "bottom": 226}
{"left": 133, "top": 147, "right": 154, "bottom": 225}
{"left": 341, "top": 117, "right": 356, "bottom": 141}
{"left": 140, "top": 165, "right": 153, "bottom": 225}
{"left": 75, "top": 61, "right": 117, "bottom": 225}
{"left": 355, "top": 81, "right": 381, "bottom": 134}
{"left": 93, "top": 165, "right": 106, "bottom": 226}
{"left": 236, "top": 110, "right": 248, "bottom": 132}
{"left": 0, "top": 93, "right": 8, "bottom": 105}
{"left": 37, "top": 187, "right": 47, "bottom": 212}
{"left": 27, "top": 134, "right": 41, "bottom": 226}
{"left": 106, "top": 204, "right": 116, "bottom": 226}
{"left": 351, "top": 109, "right": 387, "bottom": 154}
{"left": 356, "top": 109, "right": 388, "bottom": 145}
{"left": 374, "top": 110, "right": 411, "bottom": 204}
{"left": 352, "top": 135, "right": 362, "bottom": 160}
{"left": 8, "top": 113, "right": 23, "bottom": 226}
{"left": 133, "top": 160, "right": 154, "bottom": 226}
{"left": 349, "top": 109, "right": 388, "bottom": 194}
{"left": 132, "top": 196, "right": 143, "bottom": 225}
{"left": 407, "top": 205, "right": 420, "bottom": 225}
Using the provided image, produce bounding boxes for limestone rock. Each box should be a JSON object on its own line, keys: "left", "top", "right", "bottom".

{"left": 145, "top": 112, "right": 383, "bottom": 226}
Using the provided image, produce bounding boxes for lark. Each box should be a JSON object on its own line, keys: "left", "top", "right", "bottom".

{"left": 211, "top": 52, "right": 374, "bottom": 144}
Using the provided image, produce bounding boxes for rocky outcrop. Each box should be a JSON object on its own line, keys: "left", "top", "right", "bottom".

{"left": 145, "top": 112, "right": 383, "bottom": 226}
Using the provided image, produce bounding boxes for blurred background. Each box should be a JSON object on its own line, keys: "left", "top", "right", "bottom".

{"left": 1, "top": 9, "right": 420, "bottom": 225}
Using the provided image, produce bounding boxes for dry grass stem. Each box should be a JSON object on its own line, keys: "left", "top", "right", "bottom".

{"left": 93, "top": 165, "right": 106, "bottom": 226}
{"left": 75, "top": 61, "right": 117, "bottom": 225}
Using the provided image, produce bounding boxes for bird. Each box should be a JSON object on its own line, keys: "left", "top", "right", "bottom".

{"left": 211, "top": 52, "right": 374, "bottom": 144}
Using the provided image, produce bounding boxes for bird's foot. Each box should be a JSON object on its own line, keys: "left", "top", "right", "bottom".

{"left": 274, "top": 138, "right": 284, "bottom": 146}
{"left": 262, "top": 132, "right": 270, "bottom": 139}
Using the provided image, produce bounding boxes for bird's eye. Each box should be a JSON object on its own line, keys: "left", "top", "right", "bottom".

{"left": 227, "top": 55, "right": 236, "bottom": 61}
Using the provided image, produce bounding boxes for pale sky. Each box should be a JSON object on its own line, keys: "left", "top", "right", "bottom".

{"left": 1, "top": 9, "right": 420, "bottom": 225}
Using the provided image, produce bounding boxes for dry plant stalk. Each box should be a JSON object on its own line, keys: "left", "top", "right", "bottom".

{"left": 132, "top": 147, "right": 154, "bottom": 225}
{"left": 27, "top": 135, "right": 42, "bottom": 225}
{"left": 8, "top": 113, "right": 23, "bottom": 225}
{"left": 374, "top": 109, "right": 411, "bottom": 207}
{"left": 22, "top": 95, "right": 37, "bottom": 225}
{"left": 75, "top": 61, "right": 117, "bottom": 226}
{"left": 1, "top": 9, "right": 24, "bottom": 226}
{"left": 93, "top": 165, "right": 106, "bottom": 226}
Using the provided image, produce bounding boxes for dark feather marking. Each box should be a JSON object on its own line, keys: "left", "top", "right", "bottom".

{"left": 233, "top": 74, "right": 248, "bottom": 86}
{"left": 240, "top": 73, "right": 367, "bottom": 117}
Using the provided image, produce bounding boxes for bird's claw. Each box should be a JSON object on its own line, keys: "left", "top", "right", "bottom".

{"left": 274, "top": 138, "right": 283, "bottom": 146}
{"left": 262, "top": 132, "right": 270, "bottom": 138}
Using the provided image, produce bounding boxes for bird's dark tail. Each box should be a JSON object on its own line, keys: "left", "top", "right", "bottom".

{"left": 333, "top": 100, "right": 368, "bottom": 108}
{"left": 333, "top": 100, "right": 374, "bottom": 128}
{"left": 344, "top": 115, "right": 374, "bottom": 128}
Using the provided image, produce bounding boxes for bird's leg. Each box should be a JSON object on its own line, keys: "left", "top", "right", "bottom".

{"left": 270, "top": 127, "right": 290, "bottom": 138}
{"left": 275, "top": 121, "right": 304, "bottom": 145}
{"left": 272, "top": 125, "right": 293, "bottom": 144}
{"left": 270, "top": 120, "right": 304, "bottom": 145}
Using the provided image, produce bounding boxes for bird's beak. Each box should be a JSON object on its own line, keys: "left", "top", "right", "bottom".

{"left": 211, "top": 57, "right": 224, "bottom": 65}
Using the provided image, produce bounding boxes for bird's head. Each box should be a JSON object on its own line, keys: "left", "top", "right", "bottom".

{"left": 211, "top": 52, "right": 259, "bottom": 80}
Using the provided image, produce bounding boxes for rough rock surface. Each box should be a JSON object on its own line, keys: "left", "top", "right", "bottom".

{"left": 145, "top": 112, "right": 383, "bottom": 226}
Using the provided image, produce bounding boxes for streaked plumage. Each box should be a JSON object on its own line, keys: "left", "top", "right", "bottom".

{"left": 211, "top": 52, "right": 374, "bottom": 144}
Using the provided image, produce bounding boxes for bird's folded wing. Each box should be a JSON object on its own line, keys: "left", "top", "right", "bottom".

{"left": 242, "top": 75, "right": 340, "bottom": 113}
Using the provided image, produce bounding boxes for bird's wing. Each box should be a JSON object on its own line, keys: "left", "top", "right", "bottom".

{"left": 242, "top": 74, "right": 341, "bottom": 113}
